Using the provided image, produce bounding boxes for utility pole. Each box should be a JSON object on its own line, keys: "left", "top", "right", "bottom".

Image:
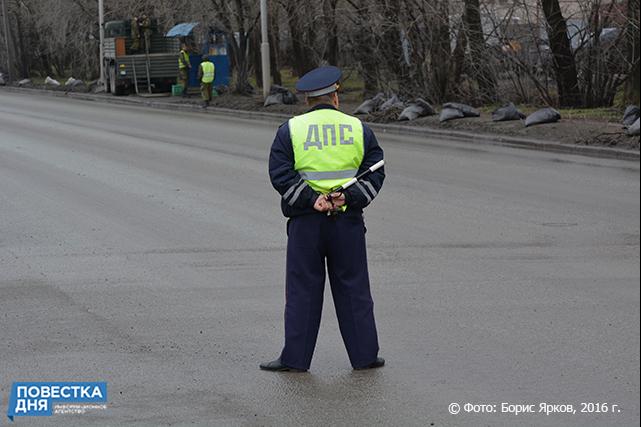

{"left": 260, "top": 0, "right": 271, "bottom": 98}
{"left": 98, "top": 0, "right": 105, "bottom": 88}
{"left": 1, "top": 0, "right": 12, "bottom": 81}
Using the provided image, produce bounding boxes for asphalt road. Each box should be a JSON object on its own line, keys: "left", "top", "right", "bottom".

{"left": 0, "top": 91, "right": 639, "bottom": 427}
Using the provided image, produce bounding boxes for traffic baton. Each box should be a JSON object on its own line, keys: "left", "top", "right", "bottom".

{"left": 326, "top": 159, "right": 385, "bottom": 215}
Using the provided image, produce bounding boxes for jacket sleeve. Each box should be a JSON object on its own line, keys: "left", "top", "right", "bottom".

{"left": 269, "top": 123, "right": 319, "bottom": 209}
{"left": 344, "top": 124, "right": 385, "bottom": 209}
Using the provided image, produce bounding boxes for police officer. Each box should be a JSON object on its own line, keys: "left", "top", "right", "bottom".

{"left": 262, "top": 66, "right": 385, "bottom": 372}
{"left": 198, "top": 55, "right": 216, "bottom": 107}
{"left": 178, "top": 43, "right": 191, "bottom": 97}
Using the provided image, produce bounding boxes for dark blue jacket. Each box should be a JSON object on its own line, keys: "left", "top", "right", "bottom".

{"left": 269, "top": 104, "right": 385, "bottom": 218}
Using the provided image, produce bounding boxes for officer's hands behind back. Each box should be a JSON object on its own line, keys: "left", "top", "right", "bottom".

{"left": 313, "top": 193, "right": 346, "bottom": 213}
{"left": 314, "top": 195, "right": 332, "bottom": 212}
{"left": 328, "top": 193, "right": 346, "bottom": 208}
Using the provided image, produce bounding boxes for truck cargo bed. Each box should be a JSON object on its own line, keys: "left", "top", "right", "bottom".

{"left": 116, "top": 53, "right": 177, "bottom": 80}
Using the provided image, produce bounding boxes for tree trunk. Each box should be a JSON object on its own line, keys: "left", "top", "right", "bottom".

{"left": 269, "top": 2, "right": 282, "bottom": 86}
{"left": 283, "top": 0, "right": 316, "bottom": 76}
{"left": 233, "top": 31, "right": 251, "bottom": 94}
{"left": 233, "top": 0, "right": 252, "bottom": 94}
{"left": 624, "top": 0, "right": 640, "bottom": 104}
{"left": 1, "top": 0, "right": 14, "bottom": 80}
{"left": 429, "top": 0, "right": 451, "bottom": 102}
{"left": 464, "top": 0, "right": 498, "bottom": 102}
{"left": 12, "top": 10, "right": 29, "bottom": 78}
{"left": 450, "top": 18, "right": 467, "bottom": 87}
{"left": 210, "top": 0, "right": 255, "bottom": 94}
{"left": 322, "top": 0, "right": 339, "bottom": 65}
{"left": 541, "top": 0, "right": 582, "bottom": 106}
{"left": 379, "top": 0, "right": 413, "bottom": 95}
{"left": 352, "top": 0, "right": 378, "bottom": 96}
{"left": 251, "top": 28, "right": 262, "bottom": 88}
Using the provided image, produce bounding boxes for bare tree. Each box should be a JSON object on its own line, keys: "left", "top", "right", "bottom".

{"left": 269, "top": 1, "right": 282, "bottom": 85}
{"left": 2, "top": 0, "right": 637, "bottom": 109}
{"left": 280, "top": 0, "right": 318, "bottom": 76}
{"left": 209, "top": 0, "right": 259, "bottom": 94}
{"left": 541, "top": 0, "right": 582, "bottom": 106}
{"left": 321, "top": 0, "right": 339, "bottom": 65}
{"left": 624, "top": 0, "right": 640, "bottom": 104}
{"left": 345, "top": 0, "right": 379, "bottom": 96}
{"left": 464, "top": 0, "right": 498, "bottom": 102}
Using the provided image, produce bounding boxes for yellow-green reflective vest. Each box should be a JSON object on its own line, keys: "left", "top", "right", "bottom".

{"left": 178, "top": 50, "right": 190, "bottom": 69}
{"left": 289, "top": 109, "right": 364, "bottom": 196}
{"left": 200, "top": 61, "right": 215, "bottom": 83}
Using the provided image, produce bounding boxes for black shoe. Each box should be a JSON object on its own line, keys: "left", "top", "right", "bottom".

{"left": 354, "top": 357, "right": 385, "bottom": 370}
{"left": 259, "top": 358, "right": 307, "bottom": 372}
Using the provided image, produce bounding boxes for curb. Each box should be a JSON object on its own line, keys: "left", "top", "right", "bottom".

{"left": 2, "top": 86, "right": 639, "bottom": 161}
{"left": 366, "top": 122, "right": 640, "bottom": 161}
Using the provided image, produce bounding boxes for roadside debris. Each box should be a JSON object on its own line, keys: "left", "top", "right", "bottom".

{"left": 65, "top": 77, "right": 84, "bottom": 88}
{"left": 398, "top": 98, "right": 435, "bottom": 121}
{"left": 443, "top": 102, "right": 480, "bottom": 118}
{"left": 439, "top": 102, "right": 480, "bottom": 122}
{"left": 492, "top": 103, "right": 525, "bottom": 122}
{"left": 88, "top": 80, "right": 104, "bottom": 93}
{"left": 352, "top": 93, "right": 385, "bottom": 115}
{"left": 622, "top": 105, "right": 640, "bottom": 127}
{"left": 379, "top": 94, "right": 404, "bottom": 112}
{"left": 17, "top": 78, "right": 32, "bottom": 87}
{"left": 439, "top": 107, "right": 465, "bottom": 122}
{"left": 263, "top": 93, "right": 281, "bottom": 107}
{"left": 525, "top": 107, "right": 561, "bottom": 127}
{"left": 627, "top": 118, "right": 640, "bottom": 136}
{"left": 264, "top": 85, "right": 297, "bottom": 107}
{"left": 44, "top": 76, "right": 61, "bottom": 87}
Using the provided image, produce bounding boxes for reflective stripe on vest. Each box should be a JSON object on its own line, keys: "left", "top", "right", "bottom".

{"left": 289, "top": 109, "right": 364, "bottom": 195}
{"left": 179, "top": 51, "right": 189, "bottom": 69}
{"left": 201, "top": 61, "right": 215, "bottom": 83}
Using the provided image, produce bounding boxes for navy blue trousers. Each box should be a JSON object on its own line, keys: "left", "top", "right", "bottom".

{"left": 280, "top": 213, "right": 379, "bottom": 370}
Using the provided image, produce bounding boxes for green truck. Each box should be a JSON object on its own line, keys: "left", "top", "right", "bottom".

{"left": 103, "top": 20, "right": 180, "bottom": 95}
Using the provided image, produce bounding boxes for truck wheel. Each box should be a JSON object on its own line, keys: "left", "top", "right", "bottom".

{"left": 104, "top": 63, "right": 111, "bottom": 93}
{"left": 105, "top": 71, "right": 110, "bottom": 93}
{"left": 109, "top": 65, "right": 117, "bottom": 95}
{"left": 114, "top": 82, "right": 126, "bottom": 96}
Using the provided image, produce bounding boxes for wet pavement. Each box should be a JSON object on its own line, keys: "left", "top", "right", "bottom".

{"left": 0, "top": 91, "right": 639, "bottom": 426}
